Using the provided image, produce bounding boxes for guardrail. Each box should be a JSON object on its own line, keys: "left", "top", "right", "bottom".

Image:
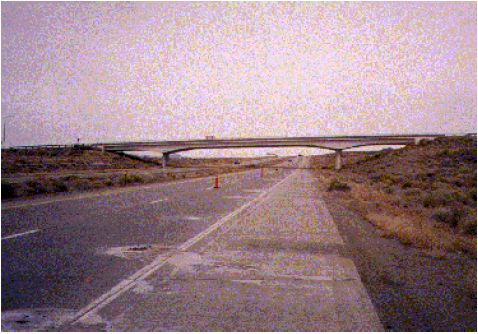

{"left": 3, "top": 144, "right": 92, "bottom": 150}
{"left": 4, "top": 133, "right": 476, "bottom": 151}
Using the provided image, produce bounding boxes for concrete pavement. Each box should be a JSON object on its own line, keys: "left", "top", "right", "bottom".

{"left": 2, "top": 165, "right": 291, "bottom": 326}
{"left": 65, "top": 166, "right": 382, "bottom": 331}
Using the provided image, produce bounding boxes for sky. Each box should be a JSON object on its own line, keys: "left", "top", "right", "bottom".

{"left": 1, "top": 2, "right": 476, "bottom": 156}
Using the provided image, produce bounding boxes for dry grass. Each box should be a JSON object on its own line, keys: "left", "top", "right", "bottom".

{"left": 2, "top": 146, "right": 288, "bottom": 199}
{"left": 327, "top": 178, "right": 351, "bottom": 192}
{"left": 350, "top": 180, "right": 476, "bottom": 255}
{"left": 314, "top": 137, "right": 477, "bottom": 257}
{"left": 1, "top": 146, "right": 159, "bottom": 175}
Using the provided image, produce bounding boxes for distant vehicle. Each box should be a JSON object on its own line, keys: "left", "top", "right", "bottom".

{"left": 234, "top": 160, "right": 240, "bottom": 165}
{"left": 205, "top": 136, "right": 215, "bottom": 140}
{"left": 298, "top": 154, "right": 303, "bottom": 157}
{"left": 288, "top": 159, "right": 292, "bottom": 162}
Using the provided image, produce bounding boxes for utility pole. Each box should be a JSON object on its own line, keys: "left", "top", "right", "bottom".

{"left": 2, "top": 115, "right": 14, "bottom": 146}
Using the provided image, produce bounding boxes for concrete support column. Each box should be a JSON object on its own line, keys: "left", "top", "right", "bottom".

{"left": 162, "top": 153, "right": 170, "bottom": 168}
{"left": 334, "top": 149, "right": 343, "bottom": 171}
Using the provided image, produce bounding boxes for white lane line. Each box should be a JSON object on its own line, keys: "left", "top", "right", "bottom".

{"left": 70, "top": 170, "right": 297, "bottom": 326}
{"left": 149, "top": 198, "right": 167, "bottom": 204}
{"left": 3, "top": 169, "right": 260, "bottom": 210}
{"left": 224, "top": 195, "right": 251, "bottom": 200}
{"left": 182, "top": 216, "right": 204, "bottom": 221}
{"left": 2, "top": 229, "right": 40, "bottom": 240}
{"left": 243, "top": 189, "right": 262, "bottom": 193}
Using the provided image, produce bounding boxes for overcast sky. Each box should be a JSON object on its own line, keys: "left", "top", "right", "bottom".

{"left": 1, "top": 2, "right": 476, "bottom": 156}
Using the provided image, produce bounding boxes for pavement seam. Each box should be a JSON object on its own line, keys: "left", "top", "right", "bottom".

{"left": 67, "top": 170, "right": 298, "bottom": 327}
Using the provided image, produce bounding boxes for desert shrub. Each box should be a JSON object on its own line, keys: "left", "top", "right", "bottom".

{"left": 454, "top": 179, "right": 464, "bottom": 187}
{"left": 52, "top": 180, "right": 68, "bottom": 192}
{"left": 438, "top": 149, "right": 452, "bottom": 157}
{"left": 423, "top": 191, "right": 456, "bottom": 208}
{"left": 67, "top": 177, "right": 91, "bottom": 191}
{"left": 403, "top": 188, "right": 422, "bottom": 198}
{"left": 391, "top": 198, "right": 407, "bottom": 208}
{"left": 438, "top": 148, "right": 476, "bottom": 163}
{"left": 124, "top": 174, "right": 144, "bottom": 184}
{"left": 431, "top": 208, "right": 464, "bottom": 228}
{"left": 401, "top": 180, "right": 413, "bottom": 189}
{"left": 26, "top": 180, "right": 48, "bottom": 195}
{"left": 327, "top": 179, "right": 351, "bottom": 192}
{"left": 91, "top": 180, "right": 105, "bottom": 189}
{"left": 104, "top": 179, "right": 114, "bottom": 186}
{"left": 451, "top": 191, "right": 468, "bottom": 205}
{"left": 460, "top": 210, "right": 477, "bottom": 235}
{"left": 2, "top": 183, "right": 16, "bottom": 199}
{"left": 379, "top": 174, "right": 398, "bottom": 185}
{"left": 418, "top": 139, "right": 432, "bottom": 146}
{"left": 415, "top": 173, "right": 434, "bottom": 182}
{"left": 466, "top": 187, "right": 476, "bottom": 201}
{"left": 63, "top": 175, "right": 81, "bottom": 181}
{"left": 383, "top": 186, "right": 394, "bottom": 194}
{"left": 459, "top": 166, "right": 470, "bottom": 174}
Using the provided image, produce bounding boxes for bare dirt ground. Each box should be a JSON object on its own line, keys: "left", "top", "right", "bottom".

{"left": 311, "top": 135, "right": 477, "bottom": 331}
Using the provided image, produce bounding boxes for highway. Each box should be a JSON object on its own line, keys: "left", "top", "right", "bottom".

{"left": 2, "top": 157, "right": 382, "bottom": 331}
{"left": 1, "top": 159, "right": 298, "bottom": 330}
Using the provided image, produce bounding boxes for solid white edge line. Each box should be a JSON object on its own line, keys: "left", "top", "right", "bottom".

{"left": 2, "top": 229, "right": 40, "bottom": 240}
{"left": 70, "top": 169, "right": 297, "bottom": 326}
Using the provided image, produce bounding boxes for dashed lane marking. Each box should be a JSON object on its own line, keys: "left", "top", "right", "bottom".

{"left": 182, "top": 216, "right": 204, "bottom": 221}
{"left": 69, "top": 170, "right": 297, "bottom": 326}
{"left": 149, "top": 198, "right": 167, "bottom": 204}
{"left": 243, "top": 189, "right": 263, "bottom": 193}
{"left": 2, "top": 169, "right": 262, "bottom": 210}
{"left": 2, "top": 229, "right": 40, "bottom": 240}
{"left": 223, "top": 195, "right": 251, "bottom": 200}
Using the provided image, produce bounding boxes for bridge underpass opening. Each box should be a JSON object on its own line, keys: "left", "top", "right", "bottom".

{"left": 178, "top": 147, "right": 332, "bottom": 158}
{"left": 126, "top": 144, "right": 409, "bottom": 170}
{"left": 162, "top": 147, "right": 331, "bottom": 169}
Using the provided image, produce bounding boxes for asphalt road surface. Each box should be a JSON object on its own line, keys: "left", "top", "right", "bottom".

{"left": 1, "top": 158, "right": 299, "bottom": 329}
{"left": 2, "top": 156, "right": 381, "bottom": 331}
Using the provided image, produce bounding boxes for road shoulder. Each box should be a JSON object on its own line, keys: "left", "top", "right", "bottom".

{"left": 319, "top": 178, "right": 477, "bottom": 331}
{"left": 64, "top": 170, "right": 382, "bottom": 331}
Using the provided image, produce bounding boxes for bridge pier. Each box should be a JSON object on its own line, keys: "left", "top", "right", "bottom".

{"left": 162, "top": 153, "right": 170, "bottom": 168}
{"left": 334, "top": 149, "right": 343, "bottom": 171}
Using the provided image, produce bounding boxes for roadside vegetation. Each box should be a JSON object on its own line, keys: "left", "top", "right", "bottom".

{"left": 1, "top": 145, "right": 159, "bottom": 175}
{"left": 313, "top": 135, "right": 477, "bottom": 256}
{"left": 1, "top": 146, "right": 287, "bottom": 200}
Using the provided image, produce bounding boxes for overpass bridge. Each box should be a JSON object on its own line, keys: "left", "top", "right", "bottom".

{"left": 94, "top": 134, "right": 444, "bottom": 170}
